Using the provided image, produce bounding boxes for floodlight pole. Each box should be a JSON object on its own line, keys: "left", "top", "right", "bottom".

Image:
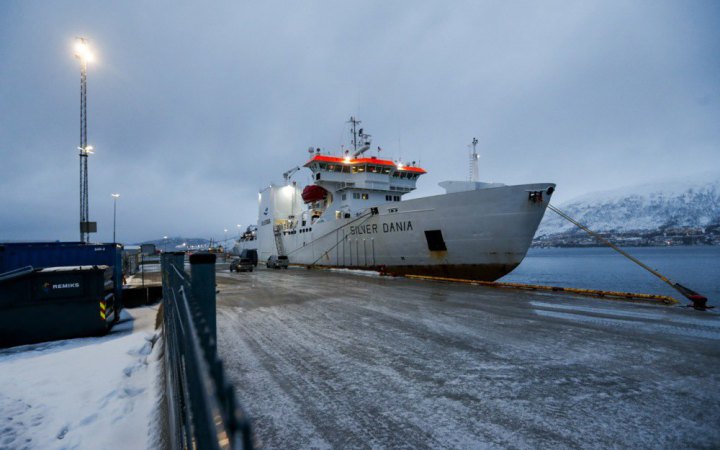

{"left": 76, "top": 37, "right": 90, "bottom": 243}
{"left": 112, "top": 194, "right": 120, "bottom": 242}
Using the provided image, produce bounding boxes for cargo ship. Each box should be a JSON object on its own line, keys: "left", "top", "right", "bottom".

{"left": 233, "top": 118, "right": 555, "bottom": 280}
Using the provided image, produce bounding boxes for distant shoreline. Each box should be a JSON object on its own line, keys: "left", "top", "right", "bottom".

{"left": 531, "top": 242, "right": 719, "bottom": 249}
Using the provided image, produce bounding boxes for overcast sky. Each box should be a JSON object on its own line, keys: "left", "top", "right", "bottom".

{"left": 1, "top": 1, "right": 718, "bottom": 244}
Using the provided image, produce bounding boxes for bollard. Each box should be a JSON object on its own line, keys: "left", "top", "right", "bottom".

{"left": 190, "top": 252, "right": 217, "bottom": 343}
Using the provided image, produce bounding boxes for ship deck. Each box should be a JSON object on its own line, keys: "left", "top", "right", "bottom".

{"left": 214, "top": 264, "right": 720, "bottom": 448}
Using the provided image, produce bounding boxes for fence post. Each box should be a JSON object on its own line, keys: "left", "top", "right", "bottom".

{"left": 190, "top": 252, "right": 217, "bottom": 342}
{"left": 162, "top": 252, "right": 185, "bottom": 286}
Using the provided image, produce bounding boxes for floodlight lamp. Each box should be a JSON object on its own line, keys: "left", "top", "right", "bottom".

{"left": 74, "top": 39, "right": 93, "bottom": 62}
{"left": 112, "top": 193, "right": 120, "bottom": 198}
{"left": 74, "top": 40, "right": 87, "bottom": 55}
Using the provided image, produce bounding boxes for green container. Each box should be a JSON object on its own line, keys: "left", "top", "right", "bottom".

{"left": 0, "top": 265, "right": 116, "bottom": 348}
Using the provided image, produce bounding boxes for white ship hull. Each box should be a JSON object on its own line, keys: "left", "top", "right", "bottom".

{"left": 256, "top": 183, "right": 553, "bottom": 281}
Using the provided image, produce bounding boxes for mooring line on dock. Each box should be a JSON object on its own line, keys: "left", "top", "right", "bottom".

{"left": 404, "top": 274, "right": 679, "bottom": 305}
{"left": 547, "top": 203, "right": 710, "bottom": 310}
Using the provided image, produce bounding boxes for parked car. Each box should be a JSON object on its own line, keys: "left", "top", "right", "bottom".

{"left": 230, "top": 257, "right": 254, "bottom": 272}
{"left": 267, "top": 255, "right": 289, "bottom": 269}
{"left": 239, "top": 249, "right": 258, "bottom": 267}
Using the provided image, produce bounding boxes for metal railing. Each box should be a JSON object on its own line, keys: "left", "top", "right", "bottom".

{"left": 161, "top": 252, "right": 254, "bottom": 450}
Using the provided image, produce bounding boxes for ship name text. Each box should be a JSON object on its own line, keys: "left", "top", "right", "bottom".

{"left": 350, "top": 221, "right": 413, "bottom": 235}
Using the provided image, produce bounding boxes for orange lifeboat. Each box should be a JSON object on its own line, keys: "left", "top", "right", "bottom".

{"left": 302, "top": 185, "right": 328, "bottom": 203}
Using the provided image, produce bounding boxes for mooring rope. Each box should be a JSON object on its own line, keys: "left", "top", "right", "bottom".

{"left": 547, "top": 203, "right": 709, "bottom": 308}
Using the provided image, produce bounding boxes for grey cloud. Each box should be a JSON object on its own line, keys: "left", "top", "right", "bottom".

{"left": 1, "top": 0, "right": 718, "bottom": 243}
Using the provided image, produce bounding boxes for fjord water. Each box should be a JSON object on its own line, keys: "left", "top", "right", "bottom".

{"left": 501, "top": 246, "right": 720, "bottom": 306}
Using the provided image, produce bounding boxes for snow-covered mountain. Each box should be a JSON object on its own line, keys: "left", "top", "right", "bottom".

{"left": 537, "top": 175, "right": 720, "bottom": 236}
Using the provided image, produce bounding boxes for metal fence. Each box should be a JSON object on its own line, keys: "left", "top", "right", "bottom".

{"left": 161, "top": 252, "right": 254, "bottom": 450}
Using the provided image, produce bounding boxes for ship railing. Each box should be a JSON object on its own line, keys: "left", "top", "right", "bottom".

{"left": 160, "top": 252, "right": 254, "bottom": 450}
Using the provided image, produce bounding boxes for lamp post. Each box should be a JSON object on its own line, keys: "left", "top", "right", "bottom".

{"left": 111, "top": 194, "right": 120, "bottom": 242}
{"left": 237, "top": 224, "right": 242, "bottom": 240}
{"left": 163, "top": 235, "right": 168, "bottom": 252}
{"left": 74, "top": 37, "right": 95, "bottom": 243}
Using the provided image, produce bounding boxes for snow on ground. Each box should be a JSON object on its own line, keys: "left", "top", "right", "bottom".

{"left": 326, "top": 268, "right": 382, "bottom": 277}
{"left": 0, "top": 306, "right": 161, "bottom": 450}
{"left": 216, "top": 268, "right": 720, "bottom": 449}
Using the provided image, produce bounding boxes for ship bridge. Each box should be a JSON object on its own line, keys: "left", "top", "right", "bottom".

{"left": 304, "top": 155, "right": 426, "bottom": 195}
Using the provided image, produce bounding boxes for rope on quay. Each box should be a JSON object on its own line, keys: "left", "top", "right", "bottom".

{"left": 404, "top": 274, "right": 679, "bottom": 305}
{"left": 547, "top": 203, "right": 711, "bottom": 310}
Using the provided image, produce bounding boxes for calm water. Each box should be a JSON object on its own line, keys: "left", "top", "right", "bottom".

{"left": 500, "top": 246, "right": 720, "bottom": 305}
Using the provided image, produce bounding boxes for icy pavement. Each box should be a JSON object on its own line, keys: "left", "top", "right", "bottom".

{"left": 215, "top": 267, "right": 720, "bottom": 449}
{"left": 0, "top": 306, "right": 161, "bottom": 450}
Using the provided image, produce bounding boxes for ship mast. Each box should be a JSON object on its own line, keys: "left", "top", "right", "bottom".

{"left": 348, "top": 116, "right": 361, "bottom": 153}
{"left": 469, "top": 137, "right": 479, "bottom": 182}
{"left": 348, "top": 116, "right": 372, "bottom": 158}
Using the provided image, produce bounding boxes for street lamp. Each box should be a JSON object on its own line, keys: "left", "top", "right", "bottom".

{"left": 74, "top": 37, "right": 95, "bottom": 243}
{"left": 111, "top": 193, "right": 120, "bottom": 242}
{"left": 237, "top": 224, "right": 242, "bottom": 240}
{"left": 163, "top": 235, "right": 168, "bottom": 252}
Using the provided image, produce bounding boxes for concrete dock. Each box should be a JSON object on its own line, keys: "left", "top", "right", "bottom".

{"left": 215, "top": 265, "right": 720, "bottom": 449}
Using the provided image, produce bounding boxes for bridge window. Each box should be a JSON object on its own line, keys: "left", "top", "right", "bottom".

{"left": 361, "top": 193, "right": 369, "bottom": 200}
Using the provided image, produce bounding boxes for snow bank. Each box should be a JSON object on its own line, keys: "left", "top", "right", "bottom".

{"left": 0, "top": 306, "right": 162, "bottom": 450}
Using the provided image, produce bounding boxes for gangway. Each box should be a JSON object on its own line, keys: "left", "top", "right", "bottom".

{"left": 273, "top": 225, "right": 287, "bottom": 257}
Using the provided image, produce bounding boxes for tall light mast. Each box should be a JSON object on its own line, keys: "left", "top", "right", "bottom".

{"left": 74, "top": 37, "right": 95, "bottom": 243}
{"left": 469, "top": 137, "right": 479, "bottom": 182}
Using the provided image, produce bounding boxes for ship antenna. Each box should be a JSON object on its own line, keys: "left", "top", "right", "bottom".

{"left": 469, "top": 137, "right": 479, "bottom": 182}
{"left": 348, "top": 116, "right": 361, "bottom": 153}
